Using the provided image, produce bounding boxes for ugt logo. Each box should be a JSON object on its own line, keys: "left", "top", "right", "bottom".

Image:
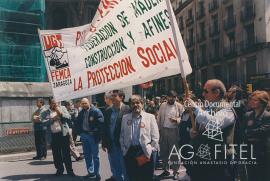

{"left": 42, "top": 34, "right": 69, "bottom": 71}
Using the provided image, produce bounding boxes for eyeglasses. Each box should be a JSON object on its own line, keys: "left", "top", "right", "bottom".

{"left": 203, "top": 89, "right": 209, "bottom": 94}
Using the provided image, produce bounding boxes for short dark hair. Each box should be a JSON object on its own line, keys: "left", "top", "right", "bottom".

{"left": 37, "top": 98, "right": 45, "bottom": 105}
{"left": 112, "top": 90, "right": 125, "bottom": 100}
{"left": 63, "top": 100, "right": 73, "bottom": 107}
{"left": 230, "top": 85, "right": 244, "bottom": 100}
{"left": 48, "top": 97, "right": 55, "bottom": 104}
{"left": 167, "top": 90, "right": 178, "bottom": 97}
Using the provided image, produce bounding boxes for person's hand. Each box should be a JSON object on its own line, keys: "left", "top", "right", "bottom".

{"left": 51, "top": 115, "right": 60, "bottom": 122}
{"left": 169, "top": 117, "right": 177, "bottom": 123}
{"left": 55, "top": 106, "right": 62, "bottom": 116}
{"left": 184, "top": 98, "right": 197, "bottom": 109}
{"left": 136, "top": 154, "right": 150, "bottom": 166}
{"left": 190, "top": 128, "right": 198, "bottom": 139}
{"left": 33, "top": 115, "right": 40, "bottom": 122}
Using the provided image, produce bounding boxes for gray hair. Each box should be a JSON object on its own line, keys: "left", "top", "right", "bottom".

{"left": 104, "top": 91, "right": 113, "bottom": 99}
{"left": 206, "top": 79, "right": 226, "bottom": 98}
{"left": 130, "top": 95, "right": 144, "bottom": 104}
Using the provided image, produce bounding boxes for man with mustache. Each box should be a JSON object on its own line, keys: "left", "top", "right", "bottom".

{"left": 120, "top": 95, "right": 159, "bottom": 181}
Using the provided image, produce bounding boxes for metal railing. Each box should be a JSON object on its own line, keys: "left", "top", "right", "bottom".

{"left": 0, "top": 121, "right": 35, "bottom": 154}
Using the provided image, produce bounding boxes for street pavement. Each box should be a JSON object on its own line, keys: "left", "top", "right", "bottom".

{"left": 0, "top": 147, "right": 188, "bottom": 181}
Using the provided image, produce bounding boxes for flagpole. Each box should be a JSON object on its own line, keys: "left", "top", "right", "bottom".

{"left": 165, "top": 0, "right": 196, "bottom": 130}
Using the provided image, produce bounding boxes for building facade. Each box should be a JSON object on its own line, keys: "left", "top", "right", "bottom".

{"left": 166, "top": 0, "right": 270, "bottom": 96}
{"left": 0, "top": 0, "right": 98, "bottom": 153}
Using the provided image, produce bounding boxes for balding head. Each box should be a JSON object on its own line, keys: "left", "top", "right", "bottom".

{"left": 81, "top": 98, "right": 90, "bottom": 110}
{"left": 203, "top": 79, "right": 226, "bottom": 102}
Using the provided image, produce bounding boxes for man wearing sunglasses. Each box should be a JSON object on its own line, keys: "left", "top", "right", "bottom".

{"left": 185, "top": 79, "right": 236, "bottom": 181}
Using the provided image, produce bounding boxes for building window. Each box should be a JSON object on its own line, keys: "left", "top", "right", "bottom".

{"left": 228, "top": 61, "right": 237, "bottom": 85}
{"left": 228, "top": 32, "right": 235, "bottom": 50}
{"left": 213, "top": 14, "right": 218, "bottom": 30}
{"left": 213, "top": 38, "right": 219, "bottom": 57}
{"left": 245, "top": 24, "right": 255, "bottom": 44}
{"left": 227, "top": 5, "right": 234, "bottom": 19}
{"left": 189, "top": 28, "right": 194, "bottom": 40}
{"left": 199, "top": 22, "right": 205, "bottom": 39}
{"left": 188, "top": 9, "right": 193, "bottom": 19}
{"left": 201, "top": 69, "right": 208, "bottom": 85}
{"left": 197, "top": 1, "right": 205, "bottom": 19}
{"left": 179, "top": 16, "right": 184, "bottom": 30}
{"left": 189, "top": 50, "right": 195, "bottom": 67}
{"left": 200, "top": 44, "right": 206, "bottom": 65}
{"left": 214, "top": 65, "right": 221, "bottom": 78}
{"left": 199, "top": 1, "right": 204, "bottom": 12}
{"left": 246, "top": 58, "right": 256, "bottom": 81}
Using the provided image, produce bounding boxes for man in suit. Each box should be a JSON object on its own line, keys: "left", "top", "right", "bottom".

{"left": 76, "top": 98, "right": 104, "bottom": 181}
{"left": 120, "top": 95, "right": 159, "bottom": 181}
{"left": 102, "top": 90, "right": 130, "bottom": 181}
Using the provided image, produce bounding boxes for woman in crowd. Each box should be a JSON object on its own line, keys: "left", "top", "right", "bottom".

{"left": 244, "top": 90, "right": 270, "bottom": 181}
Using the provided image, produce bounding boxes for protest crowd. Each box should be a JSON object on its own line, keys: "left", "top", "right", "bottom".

{"left": 31, "top": 79, "right": 270, "bottom": 181}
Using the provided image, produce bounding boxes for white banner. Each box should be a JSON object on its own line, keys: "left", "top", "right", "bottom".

{"left": 38, "top": 0, "right": 192, "bottom": 102}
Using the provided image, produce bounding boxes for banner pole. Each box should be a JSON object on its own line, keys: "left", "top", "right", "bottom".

{"left": 165, "top": 0, "right": 196, "bottom": 130}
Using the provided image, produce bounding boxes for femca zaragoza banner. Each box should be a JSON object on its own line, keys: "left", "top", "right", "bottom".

{"left": 38, "top": 0, "right": 192, "bottom": 101}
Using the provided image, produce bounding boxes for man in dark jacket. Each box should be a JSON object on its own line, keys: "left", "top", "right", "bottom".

{"left": 32, "top": 98, "right": 47, "bottom": 160}
{"left": 77, "top": 98, "right": 104, "bottom": 181}
{"left": 244, "top": 90, "right": 270, "bottom": 181}
{"left": 102, "top": 90, "right": 130, "bottom": 181}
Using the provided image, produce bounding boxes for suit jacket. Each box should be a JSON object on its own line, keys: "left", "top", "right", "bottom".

{"left": 245, "top": 110, "right": 270, "bottom": 154}
{"left": 102, "top": 103, "right": 130, "bottom": 151}
{"left": 157, "top": 102, "right": 184, "bottom": 130}
{"left": 120, "top": 111, "right": 159, "bottom": 158}
{"left": 32, "top": 105, "right": 47, "bottom": 131}
{"left": 76, "top": 106, "right": 104, "bottom": 142}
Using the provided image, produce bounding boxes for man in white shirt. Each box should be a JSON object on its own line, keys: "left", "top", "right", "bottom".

{"left": 157, "top": 90, "right": 184, "bottom": 179}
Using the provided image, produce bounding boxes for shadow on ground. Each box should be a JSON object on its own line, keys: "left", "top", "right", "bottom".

{"left": 8, "top": 158, "right": 33, "bottom": 162}
{"left": 28, "top": 161, "right": 54, "bottom": 166}
{"left": 1, "top": 174, "right": 84, "bottom": 181}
